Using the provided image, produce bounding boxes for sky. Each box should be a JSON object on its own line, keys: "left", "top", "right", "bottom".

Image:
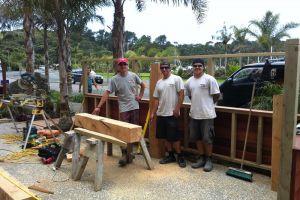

{"left": 87, "top": 0, "right": 300, "bottom": 45}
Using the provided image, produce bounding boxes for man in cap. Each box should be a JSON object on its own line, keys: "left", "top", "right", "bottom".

{"left": 92, "top": 58, "right": 146, "bottom": 167}
{"left": 185, "top": 58, "right": 220, "bottom": 172}
{"left": 150, "top": 60, "right": 186, "bottom": 168}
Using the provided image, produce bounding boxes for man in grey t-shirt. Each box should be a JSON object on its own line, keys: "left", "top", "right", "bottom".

{"left": 92, "top": 58, "right": 146, "bottom": 167}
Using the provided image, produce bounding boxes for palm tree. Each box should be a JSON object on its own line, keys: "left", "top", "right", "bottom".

{"left": 111, "top": 0, "right": 207, "bottom": 61}
{"left": 0, "top": 0, "right": 35, "bottom": 72}
{"left": 213, "top": 24, "right": 232, "bottom": 68}
{"left": 248, "top": 11, "right": 299, "bottom": 52}
{"left": 231, "top": 26, "right": 248, "bottom": 52}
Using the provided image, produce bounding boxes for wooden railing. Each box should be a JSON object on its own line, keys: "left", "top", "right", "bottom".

{"left": 83, "top": 93, "right": 275, "bottom": 171}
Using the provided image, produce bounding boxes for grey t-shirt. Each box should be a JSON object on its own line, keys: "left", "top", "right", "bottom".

{"left": 108, "top": 71, "right": 142, "bottom": 113}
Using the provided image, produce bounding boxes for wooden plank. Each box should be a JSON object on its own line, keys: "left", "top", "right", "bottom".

{"left": 139, "top": 138, "right": 154, "bottom": 170}
{"left": 74, "top": 127, "right": 127, "bottom": 147}
{"left": 54, "top": 131, "right": 75, "bottom": 169}
{"left": 94, "top": 141, "right": 104, "bottom": 191}
{"left": 72, "top": 133, "right": 81, "bottom": 179}
{"left": 82, "top": 65, "right": 88, "bottom": 94}
{"left": 0, "top": 168, "right": 37, "bottom": 200}
{"left": 256, "top": 116, "right": 263, "bottom": 164}
{"left": 272, "top": 96, "right": 283, "bottom": 192}
{"left": 207, "top": 58, "right": 215, "bottom": 76}
{"left": 215, "top": 106, "right": 273, "bottom": 117}
{"left": 91, "top": 52, "right": 285, "bottom": 62}
{"left": 32, "top": 118, "right": 59, "bottom": 128}
{"left": 74, "top": 156, "right": 89, "bottom": 181}
{"left": 278, "top": 39, "right": 300, "bottom": 200}
{"left": 183, "top": 147, "right": 271, "bottom": 171}
{"left": 74, "top": 113, "right": 142, "bottom": 143}
{"left": 230, "top": 113, "right": 237, "bottom": 158}
{"left": 106, "top": 99, "right": 113, "bottom": 156}
{"left": 149, "top": 63, "right": 164, "bottom": 158}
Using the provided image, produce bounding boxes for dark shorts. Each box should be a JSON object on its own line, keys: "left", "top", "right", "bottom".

{"left": 189, "top": 118, "right": 215, "bottom": 144}
{"left": 156, "top": 116, "right": 180, "bottom": 142}
{"left": 120, "top": 109, "right": 139, "bottom": 125}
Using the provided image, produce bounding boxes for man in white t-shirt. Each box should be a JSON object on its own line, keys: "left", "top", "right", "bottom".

{"left": 185, "top": 58, "right": 220, "bottom": 172}
{"left": 150, "top": 60, "right": 186, "bottom": 168}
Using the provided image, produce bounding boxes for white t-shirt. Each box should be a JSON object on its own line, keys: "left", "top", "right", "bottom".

{"left": 185, "top": 73, "right": 220, "bottom": 119}
{"left": 153, "top": 74, "right": 184, "bottom": 116}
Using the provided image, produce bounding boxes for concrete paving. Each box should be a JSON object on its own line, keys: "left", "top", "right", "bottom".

{"left": 0, "top": 122, "right": 277, "bottom": 200}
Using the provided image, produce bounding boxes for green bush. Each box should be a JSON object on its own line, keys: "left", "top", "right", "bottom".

{"left": 70, "top": 93, "right": 84, "bottom": 103}
{"left": 226, "top": 65, "right": 240, "bottom": 77}
{"left": 214, "top": 67, "right": 226, "bottom": 78}
{"left": 252, "top": 83, "right": 283, "bottom": 110}
{"left": 49, "top": 90, "right": 60, "bottom": 104}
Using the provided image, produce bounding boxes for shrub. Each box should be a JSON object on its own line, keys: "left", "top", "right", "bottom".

{"left": 214, "top": 67, "right": 226, "bottom": 78}
{"left": 70, "top": 93, "right": 84, "bottom": 103}
{"left": 226, "top": 65, "right": 240, "bottom": 77}
{"left": 252, "top": 83, "right": 283, "bottom": 110}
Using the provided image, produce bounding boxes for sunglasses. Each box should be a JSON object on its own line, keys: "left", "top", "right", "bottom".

{"left": 118, "top": 62, "right": 128, "bottom": 66}
{"left": 160, "top": 66, "right": 170, "bottom": 70}
{"left": 193, "top": 64, "right": 204, "bottom": 68}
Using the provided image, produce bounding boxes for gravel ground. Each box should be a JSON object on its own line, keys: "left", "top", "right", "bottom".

{"left": 0, "top": 122, "right": 277, "bottom": 200}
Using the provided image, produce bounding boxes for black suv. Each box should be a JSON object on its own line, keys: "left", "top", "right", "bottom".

{"left": 72, "top": 69, "right": 104, "bottom": 84}
{"left": 219, "top": 59, "right": 284, "bottom": 107}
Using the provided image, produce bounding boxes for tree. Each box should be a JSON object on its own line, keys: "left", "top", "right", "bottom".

{"left": 231, "top": 26, "right": 248, "bottom": 52}
{"left": 213, "top": 24, "right": 232, "bottom": 68}
{"left": 248, "top": 11, "right": 299, "bottom": 52}
{"left": 154, "top": 35, "right": 167, "bottom": 46}
{"left": 111, "top": 0, "right": 207, "bottom": 62}
{"left": 124, "top": 31, "right": 137, "bottom": 51}
{"left": 0, "top": 0, "right": 35, "bottom": 72}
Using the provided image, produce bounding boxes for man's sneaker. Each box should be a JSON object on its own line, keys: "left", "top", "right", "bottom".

{"left": 203, "top": 157, "right": 213, "bottom": 172}
{"left": 178, "top": 156, "right": 186, "bottom": 168}
{"left": 159, "top": 155, "right": 176, "bottom": 164}
{"left": 191, "top": 156, "right": 206, "bottom": 169}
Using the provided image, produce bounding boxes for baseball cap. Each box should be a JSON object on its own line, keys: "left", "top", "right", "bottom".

{"left": 160, "top": 60, "right": 170, "bottom": 67}
{"left": 117, "top": 58, "right": 128, "bottom": 65}
{"left": 192, "top": 58, "right": 205, "bottom": 66}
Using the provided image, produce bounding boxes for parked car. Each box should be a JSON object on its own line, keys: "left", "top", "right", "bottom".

{"left": 218, "top": 59, "right": 284, "bottom": 107}
{"left": 72, "top": 69, "right": 104, "bottom": 84}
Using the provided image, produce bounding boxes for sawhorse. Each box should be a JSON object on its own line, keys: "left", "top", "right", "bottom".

{"left": 54, "top": 127, "right": 154, "bottom": 191}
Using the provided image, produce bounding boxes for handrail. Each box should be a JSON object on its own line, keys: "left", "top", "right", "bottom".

{"left": 85, "top": 52, "right": 285, "bottom": 62}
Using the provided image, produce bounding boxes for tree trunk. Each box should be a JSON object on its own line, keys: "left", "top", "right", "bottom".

{"left": 112, "top": 0, "right": 125, "bottom": 71}
{"left": 43, "top": 23, "right": 50, "bottom": 91}
{"left": 65, "top": 23, "right": 72, "bottom": 95}
{"left": 54, "top": 1, "right": 71, "bottom": 119}
{"left": 23, "top": 0, "right": 34, "bottom": 73}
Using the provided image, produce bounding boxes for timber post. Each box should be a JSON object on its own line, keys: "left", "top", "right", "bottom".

{"left": 278, "top": 39, "right": 300, "bottom": 200}
{"left": 149, "top": 62, "right": 164, "bottom": 158}
{"left": 207, "top": 58, "right": 215, "bottom": 76}
{"left": 271, "top": 94, "right": 283, "bottom": 191}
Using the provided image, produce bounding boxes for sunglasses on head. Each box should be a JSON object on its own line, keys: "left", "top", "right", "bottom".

{"left": 193, "top": 64, "right": 204, "bottom": 68}
{"left": 118, "top": 62, "right": 128, "bottom": 66}
{"left": 160, "top": 66, "right": 170, "bottom": 70}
